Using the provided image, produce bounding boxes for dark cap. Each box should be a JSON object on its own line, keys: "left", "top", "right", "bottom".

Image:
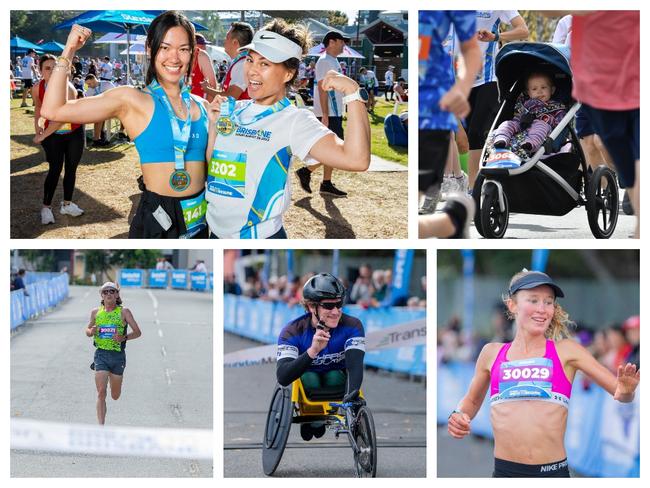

{"left": 509, "top": 271, "right": 564, "bottom": 298}
{"left": 322, "top": 30, "right": 350, "bottom": 46}
{"left": 195, "top": 33, "right": 207, "bottom": 46}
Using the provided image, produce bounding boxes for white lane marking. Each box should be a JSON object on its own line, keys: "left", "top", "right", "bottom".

{"left": 161, "top": 346, "right": 167, "bottom": 358}
{"left": 158, "top": 329, "right": 163, "bottom": 338}
{"left": 164, "top": 368, "right": 175, "bottom": 385}
{"left": 147, "top": 289, "right": 158, "bottom": 310}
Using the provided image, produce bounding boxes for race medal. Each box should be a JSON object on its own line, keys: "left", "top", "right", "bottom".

{"left": 170, "top": 169, "right": 191, "bottom": 192}
{"left": 217, "top": 115, "right": 235, "bottom": 136}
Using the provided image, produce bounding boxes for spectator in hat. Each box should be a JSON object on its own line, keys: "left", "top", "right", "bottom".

{"left": 295, "top": 30, "right": 355, "bottom": 198}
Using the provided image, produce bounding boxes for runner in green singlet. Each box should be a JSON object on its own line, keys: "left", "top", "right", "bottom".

{"left": 85, "top": 282, "right": 141, "bottom": 425}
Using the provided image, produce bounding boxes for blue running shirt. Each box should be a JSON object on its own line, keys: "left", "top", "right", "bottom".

{"left": 277, "top": 313, "right": 366, "bottom": 373}
{"left": 419, "top": 11, "right": 476, "bottom": 131}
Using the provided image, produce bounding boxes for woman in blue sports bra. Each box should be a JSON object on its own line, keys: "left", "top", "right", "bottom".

{"left": 447, "top": 270, "right": 640, "bottom": 477}
{"left": 41, "top": 11, "right": 209, "bottom": 238}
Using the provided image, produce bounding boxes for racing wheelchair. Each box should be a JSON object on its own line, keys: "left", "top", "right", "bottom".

{"left": 262, "top": 378, "right": 377, "bottom": 477}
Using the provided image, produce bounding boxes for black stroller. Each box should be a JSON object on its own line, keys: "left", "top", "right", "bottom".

{"left": 472, "top": 42, "right": 619, "bottom": 238}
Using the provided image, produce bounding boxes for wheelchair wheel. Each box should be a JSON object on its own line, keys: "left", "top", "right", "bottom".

{"left": 262, "top": 384, "right": 292, "bottom": 476}
{"left": 480, "top": 183, "right": 509, "bottom": 239}
{"left": 586, "top": 165, "right": 619, "bottom": 239}
{"left": 353, "top": 406, "right": 377, "bottom": 478}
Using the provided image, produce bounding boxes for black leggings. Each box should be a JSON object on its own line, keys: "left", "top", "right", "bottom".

{"left": 41, "top": 128, "right": 84, "bottom": 206}
{"left": 419, "top": 129, "right": 451, "bottom": 192}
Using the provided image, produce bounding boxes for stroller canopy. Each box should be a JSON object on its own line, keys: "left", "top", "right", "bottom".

{"left": 495, "top": 42, "right": 573, "bottom": 104}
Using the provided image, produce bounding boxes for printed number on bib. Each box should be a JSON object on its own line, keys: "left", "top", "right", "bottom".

{"left": 207, "top": 149, "right": 247, "bottom": 199}
{"left": 502, "top": 367, "right": 550, "bottom": 380}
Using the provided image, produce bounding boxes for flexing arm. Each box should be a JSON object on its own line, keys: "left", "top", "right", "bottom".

{"left": 447, "top": 344, "right": 494, "bottom": 439}
{"left": 307, "top": 70, "right": 370, "bottom": 172}
{"left": 40, "top": 25, "right": 130, "bottom": 125}
{"left": 564, "top": 339, "right": 639, "bottom": 402}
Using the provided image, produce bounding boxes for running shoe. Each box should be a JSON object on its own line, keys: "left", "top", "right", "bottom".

{"left": 20, "top": 102, "right": 28, "bottom": 108}
{"left": 418, "top": 184, "right": 440, "bottom": 215}
{"left": 440, "top": 175, "right": 458, "bottom": 201}
{"left": 440, "top": 192, "right": 476, "bottom": 239}
{"left": 41, "top": 207, "right": 55, "bottom": 225}
{"left": 295, "top": 166, "right": 312, "bottom": 193}
{"left": 60, "top": 202, "right": 84, "bottom": 217}
{"left": 622, "top": 190, "right": 634, "bottom": 215}
{"left": 320, "top": 181, "right": 348, "bottom": 197}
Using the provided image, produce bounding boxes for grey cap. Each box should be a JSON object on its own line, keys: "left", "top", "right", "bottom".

{"left": 509, "top": 271, "right": 564, "bottom": 298}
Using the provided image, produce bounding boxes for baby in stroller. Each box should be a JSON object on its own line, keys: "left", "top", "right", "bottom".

{"left": 492, "top": 71, "right": 566, "bottom": 156}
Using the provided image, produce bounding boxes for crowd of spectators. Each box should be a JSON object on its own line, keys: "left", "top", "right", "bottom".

{"left": 438, "top": 309, "right": 640, "bottom": 373}
{"left": 224, "top": 262, "right": 426, "bottom": 309}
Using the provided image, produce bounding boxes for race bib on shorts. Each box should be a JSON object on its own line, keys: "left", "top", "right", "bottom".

{"left": 207, "top": 149, "right": 247, "bottom": 198}
{"left": 180, "top": 190, "right": 207, "bottom": 238}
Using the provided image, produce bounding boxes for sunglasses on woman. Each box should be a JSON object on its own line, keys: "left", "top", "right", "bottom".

{"left": 102, "top": 289, "right": 117, "bottom": 295}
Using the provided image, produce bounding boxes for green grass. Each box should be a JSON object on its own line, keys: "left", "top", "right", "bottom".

{"left": 344, "top": 98, "right": 408, "bottom": 165}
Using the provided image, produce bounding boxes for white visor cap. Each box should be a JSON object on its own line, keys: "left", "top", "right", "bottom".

{"left": 239, "top": 30, "right": 303, "bottom": 63}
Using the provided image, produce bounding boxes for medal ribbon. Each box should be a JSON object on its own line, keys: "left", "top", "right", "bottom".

{"left": 231, "top": 97, "right": 291, "bottom": 127}
{"left": 147, "top": 80, "right": 192, "bottom": 172}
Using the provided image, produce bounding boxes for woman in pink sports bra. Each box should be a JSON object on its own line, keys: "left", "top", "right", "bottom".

{"left": 447, "top": 270, "right": 640, "bottom": 478}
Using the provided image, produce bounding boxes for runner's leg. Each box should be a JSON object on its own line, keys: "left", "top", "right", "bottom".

{"left": 95, "top": 371, "right": 109, "bottom": 424}
{"left": 109, "top": 373, "right": 124, "bottom": 401}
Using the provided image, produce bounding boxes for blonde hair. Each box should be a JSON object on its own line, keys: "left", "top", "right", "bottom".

{"left": 503, "top": 270, "right": 574, "bottom": 341}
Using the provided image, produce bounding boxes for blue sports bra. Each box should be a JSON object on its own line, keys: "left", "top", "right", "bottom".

{"left": 134, "top": 92, "right": 208, "bottom": 164}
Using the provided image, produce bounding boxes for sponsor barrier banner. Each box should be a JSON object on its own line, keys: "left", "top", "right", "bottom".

{"left": 171, "top": 271, "right": 188, "bottom": 289}
{"left": 190, "top": 272, "right": 208, "bottom": 291}
{"left": 148, "top": 270, "right": 169, "bottom": 288}
{"left": 119, "top": 269, "right": 144, "bottom": 288}
{"left": 438, "top": 362, "right": 640, "bottom": 477}
{"left": 11, "top": 418, "right": 212, "bottom": 460}
{"left": 223, "top": 295, "right": 426, "bottom": 375}
{"left": 10, "top": 274, "right": 69, "bottom": 330}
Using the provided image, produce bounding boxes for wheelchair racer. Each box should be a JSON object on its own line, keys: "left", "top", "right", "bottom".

{"left": 276, "top": 273, "right": 366, "bottom": 441}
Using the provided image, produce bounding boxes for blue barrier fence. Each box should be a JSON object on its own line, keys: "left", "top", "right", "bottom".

{"left": 118, "top": 269, "right": 213, "bottom": 291}
{"left": 224, "top": 294, "right": 426, "bottom": 376}
{"left": 437, "top": 362, "right": 640, "bottom": 477}
{"left": 10, "top": 274, "right": 70, "bottom": 330}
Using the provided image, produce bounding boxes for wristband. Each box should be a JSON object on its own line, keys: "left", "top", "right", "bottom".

{"left": 56, "top": 56, "right": 72, "bottom": 68}
{"left": 448, "top": 409, "right": 465, "bottom": 419}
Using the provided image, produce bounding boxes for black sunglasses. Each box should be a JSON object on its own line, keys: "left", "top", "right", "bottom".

{"left": 102, "top": 289, "right": 117, "bottom": 295}
{"left": 319, "top": 300, "right": 343, "bottom": 310}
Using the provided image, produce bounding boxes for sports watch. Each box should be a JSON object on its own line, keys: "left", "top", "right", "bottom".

{"left": 342, "top": 88, "right": 369, "bottom": 105}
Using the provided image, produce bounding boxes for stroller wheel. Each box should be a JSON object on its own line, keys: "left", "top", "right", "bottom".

{"left": 586, "top": 165, "right": 619, "bottom": 239}
{"left": 480, "top": 184, "right": 509, "bottom": 239}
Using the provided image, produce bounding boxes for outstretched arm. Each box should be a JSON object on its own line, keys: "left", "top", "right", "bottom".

{"left": 564, "top": 339, "right": 639, "bottom": 402}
